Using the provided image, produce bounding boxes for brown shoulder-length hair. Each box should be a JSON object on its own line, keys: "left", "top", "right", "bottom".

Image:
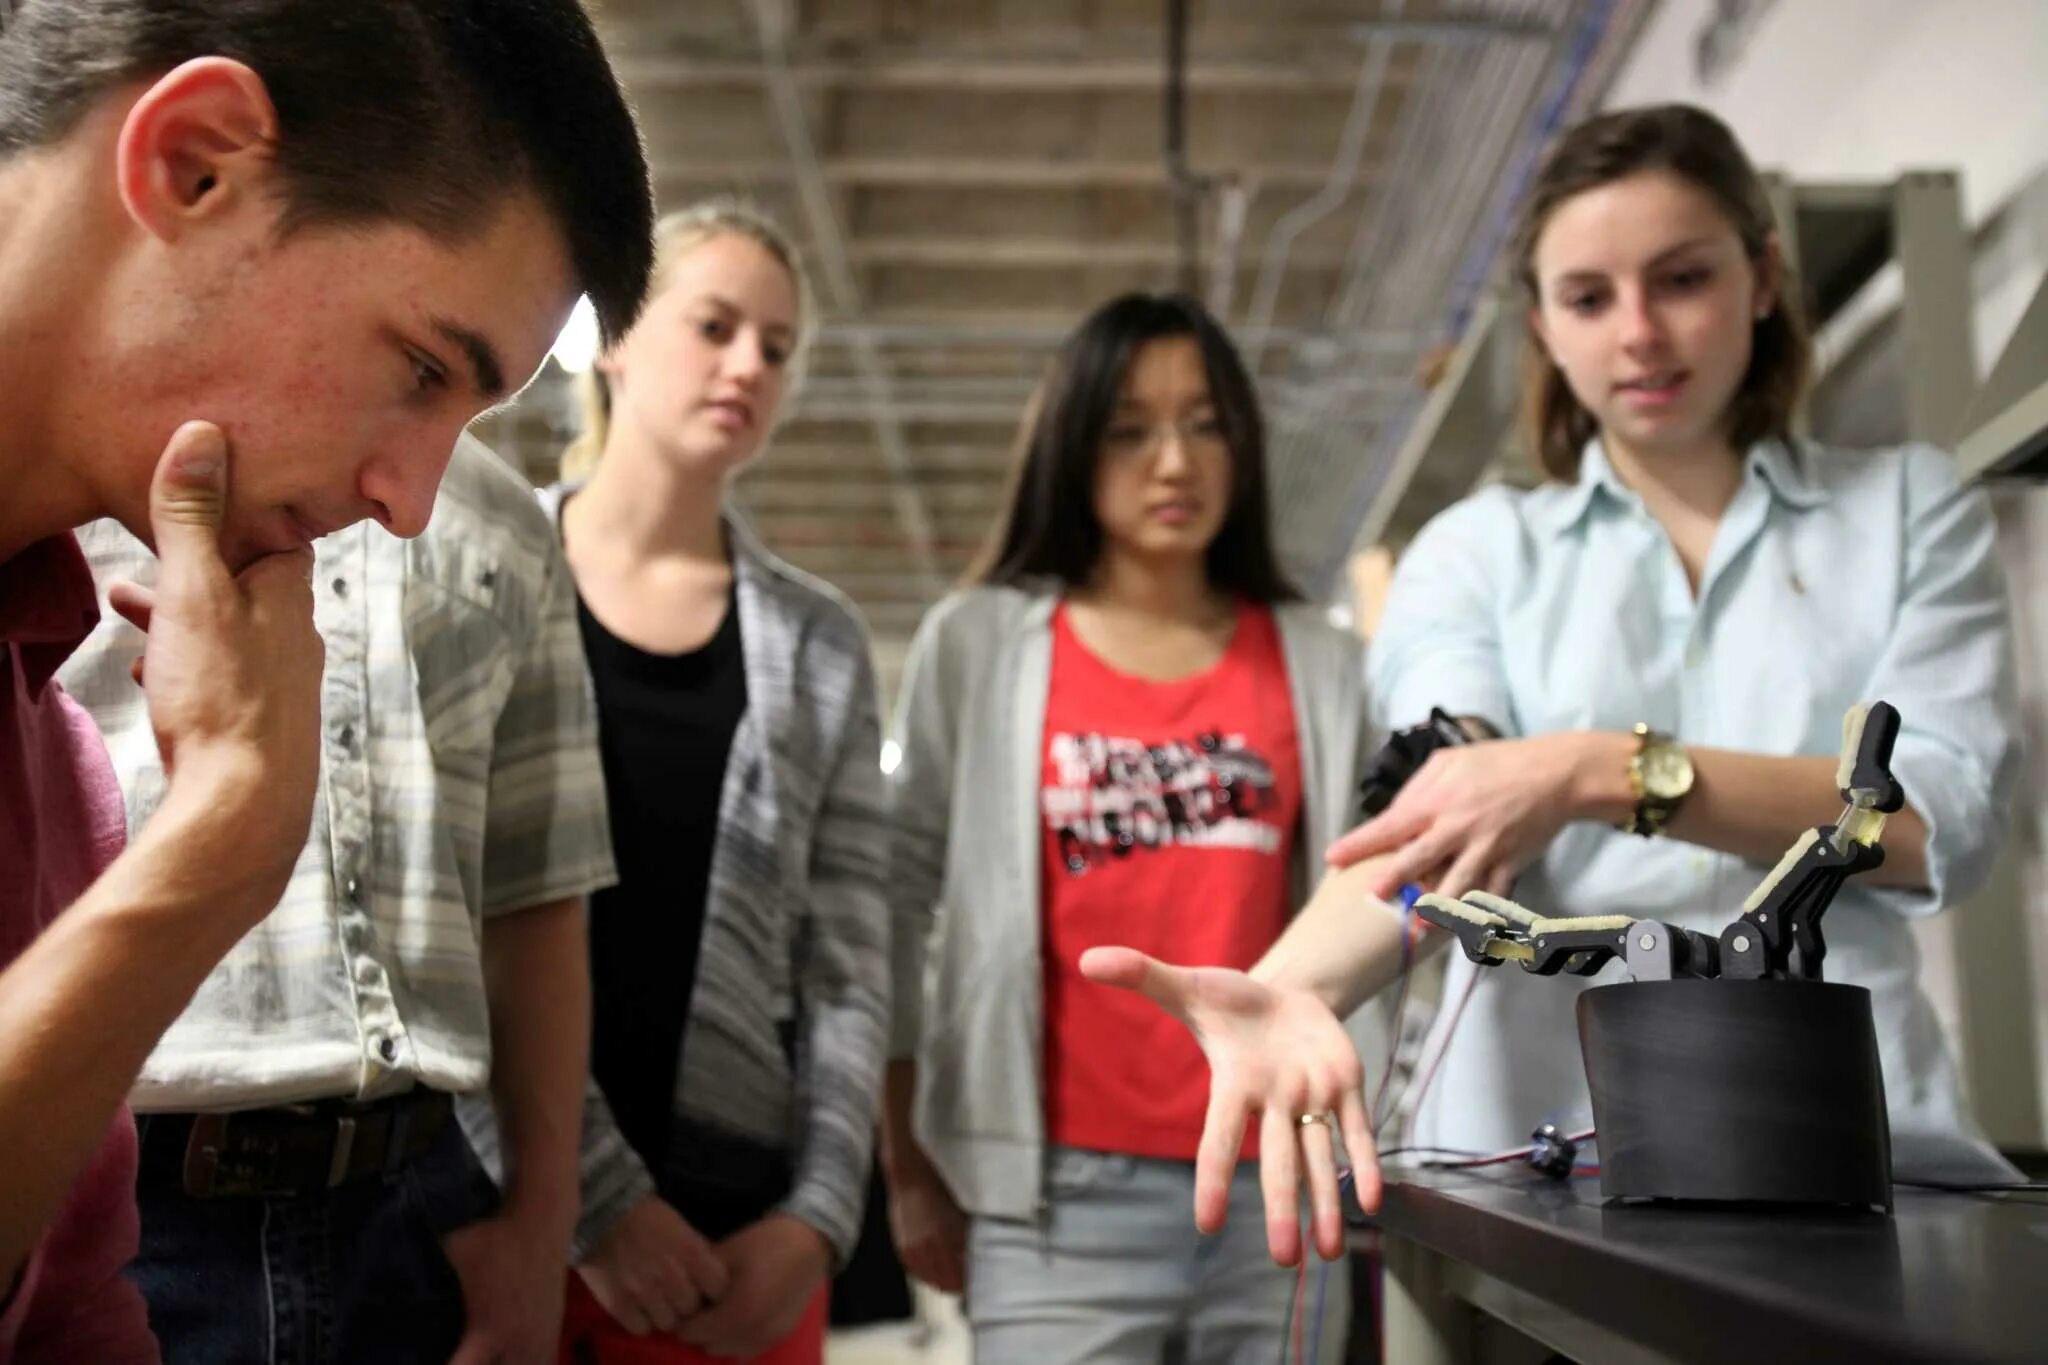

{"left": 970, "top": 292, "right": 1298, "bottom": 603}
{"left": 1511, "top": 103, "right": 1811, "bottom": 482}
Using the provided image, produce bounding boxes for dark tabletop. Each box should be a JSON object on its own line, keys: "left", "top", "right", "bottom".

{"left": 1372, "top": 1167, "right": 2048, "bottom": 1365}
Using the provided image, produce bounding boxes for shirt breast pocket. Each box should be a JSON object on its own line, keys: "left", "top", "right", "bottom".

{"left": 401, "top": 540, "right": 520, "bottom": 784}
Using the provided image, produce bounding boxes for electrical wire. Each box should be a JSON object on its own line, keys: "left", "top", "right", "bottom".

{"left": 1308, "top": 1255, "right": 1334, "bottom": 1364}
{"left": 1367, "top": 896, "right": 1419, "bottom": 1126}
{"left": 1383, "top": 1127, "right": 1597, "bottom": 1171}
{"left": 1378, "top": 959, "right": 1485, "bottom": 1141}
{"left": 1281, "top": 1255, "right": 1306, "bottom": 1364}
{"left": 1894, "top": 1178, "right": 2048, "bottom": 1194}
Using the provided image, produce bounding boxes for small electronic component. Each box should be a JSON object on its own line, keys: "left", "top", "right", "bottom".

{"left": 1358, "top": 707, "right": 1476, "bottom": 817}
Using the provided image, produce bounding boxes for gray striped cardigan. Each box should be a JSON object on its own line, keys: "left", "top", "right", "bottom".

{"left": 537, "top": 486, "right": 892, "bottom": 1264}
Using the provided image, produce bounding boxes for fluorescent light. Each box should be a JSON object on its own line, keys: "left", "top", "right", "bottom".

{"left": 549, "top": 296, "right": 599, "bottom": 374}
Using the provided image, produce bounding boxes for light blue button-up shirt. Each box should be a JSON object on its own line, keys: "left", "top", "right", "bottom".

{"left": 1371, "top": 437, "right": 2019, "bottom": 1162}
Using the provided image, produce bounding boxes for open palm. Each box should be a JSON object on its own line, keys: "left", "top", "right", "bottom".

{"left": 1079, "top": 947, "right": 1381, "bottom": 1266}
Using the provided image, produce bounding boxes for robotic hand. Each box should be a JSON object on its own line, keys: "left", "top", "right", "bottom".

{"left": 1413, "top": 701, "right": 1904, "bottom": 986}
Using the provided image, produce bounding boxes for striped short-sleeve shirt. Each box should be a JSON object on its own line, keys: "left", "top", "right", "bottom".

{"left": 59, "top": 436, "right": 617, "bottom": 1111}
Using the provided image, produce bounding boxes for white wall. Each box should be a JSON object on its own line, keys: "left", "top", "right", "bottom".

{"left": 1609, "top": 0, "right": 2048, "bottom": 228}
{"left": 1604, "top": 0, "right": 2048, "bottom": 1148}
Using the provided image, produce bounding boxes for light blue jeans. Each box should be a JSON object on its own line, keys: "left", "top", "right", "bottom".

{"left": 965, "top": 1146, "right": 1350, "bottom": 1364}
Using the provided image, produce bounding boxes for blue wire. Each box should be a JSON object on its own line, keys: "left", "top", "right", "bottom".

{"left": 1308, "top": 1255, "right": 1333, "bottom": 1363}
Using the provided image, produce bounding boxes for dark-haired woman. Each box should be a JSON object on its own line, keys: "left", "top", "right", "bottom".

{"left": 1088, "top": 101, "right": 2021, "bottom": 1262}
{"left": 879, "top": 294, "right": 1382, "bottom": 1360}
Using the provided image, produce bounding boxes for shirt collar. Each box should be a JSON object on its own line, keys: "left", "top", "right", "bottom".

{"left": 1531, "top": 435, "right": 1828, "bottom": 537}
{"left": 0, "top": 533, "right": 102, "bottom": 696}
{"left": 1528, "top": 437, "right": 1626, "bottom": 536}
{"left": 1746, "top": 436, "right": 1831, "bottom": 510}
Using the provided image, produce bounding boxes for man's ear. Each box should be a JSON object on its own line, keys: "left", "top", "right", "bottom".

{"left": 115, "top": 57, "right": 280, "bottom": 242}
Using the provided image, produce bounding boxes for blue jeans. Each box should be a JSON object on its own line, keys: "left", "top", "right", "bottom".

{"left": 126, "top": 1114, "right": 499, "bottom": 1364}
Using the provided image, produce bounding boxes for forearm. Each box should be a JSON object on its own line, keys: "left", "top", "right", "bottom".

{"left": 1566, "top": 734, "right": 1931, "bottom": 889}
{"left": 569, "top": 1076, "right": 657, "bottom": 1261}
{"left": 878, "top": 1059, "right": 929, "bottom": 1182}
{"left": 783, "top": 932, "right": 889, "bottom": 1265}
{"left": 1250, "top": 858, "right": 1433, "bottom": 1016}
{"left": 0, "top": 789, "right": 272, "bottom": 1276}
{"left": 478, "top": 897, "right": 590, "bottom": 1244}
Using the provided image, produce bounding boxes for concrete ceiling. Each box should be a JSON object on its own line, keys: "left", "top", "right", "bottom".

{"left": 474, "top": 0, "right": 1649, "bottom": 697}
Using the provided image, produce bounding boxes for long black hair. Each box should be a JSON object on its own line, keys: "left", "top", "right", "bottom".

{"left": 972, "top": 292, "right": 1298, "bottom": 602}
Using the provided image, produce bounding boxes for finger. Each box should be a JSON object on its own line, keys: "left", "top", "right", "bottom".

{"left": 106, "top": 581, "right": 156, "bottom": 634}
{"left": 629, "top": 1267, "right": 683, "bottom": 1335}
{"left": 673, "top": 1227, "right": 730, "bottom": 1303}
{"left": 1300, "top": 1104, "right": 1345, "bottom": 1261}
{"left": 1326, "top": 806, "right": 1425, "bottom": 868}
{"left": 1338, "top": 1085, "right": 1384, "bottom": 1216}
{"left": 238, "top": 547, "right": 317, "bottom": 626}
{"left": 929, "top": 1238, "right": 967, "bottom": 1296}
{"left": 1194, "top": 1085, "right": 1249, "bottom": 1235}
{"left": 672, "top": 1298, "right": 736, "bottom": 1350}
{"left": 1436, "top": 843, "right": 1495, "bottom": 902}
{"left": 1486, "top": 865, "right": 1516, "bottom": 898}
{"left": 1259, "top": 1105, "right": 1304, "bottom": 1267}
{"left": 1382, "top": 826, "right": 1464, "bottom": 895}
{"left": 581, "top": 1268, "right": 653, "bottom": 1336}
{"left": 148, "top": 421, "right": 233, "bottom": 601}
{"left": 444, "top": 1332, "right": 492, "bottom": 1365}
{"left": 1077, "top": 946, "right": 1193, "bottom": 1022}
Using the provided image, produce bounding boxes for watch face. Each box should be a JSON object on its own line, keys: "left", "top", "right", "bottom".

{"left": 1641, "top": 743, "right": 1695, "bottom": 799}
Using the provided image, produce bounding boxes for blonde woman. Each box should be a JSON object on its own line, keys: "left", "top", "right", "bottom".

{"left": 546, "top": 203, "right": 890, "bottom": 1365}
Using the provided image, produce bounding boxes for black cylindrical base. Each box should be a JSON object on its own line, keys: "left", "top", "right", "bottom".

{"left": 1577, "top": 980, "right": 1892, "bottom": 1210}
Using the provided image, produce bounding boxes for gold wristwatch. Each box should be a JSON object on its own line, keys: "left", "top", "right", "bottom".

{"left": 1622, "top": 723, "right": 1694, "bottom": 837}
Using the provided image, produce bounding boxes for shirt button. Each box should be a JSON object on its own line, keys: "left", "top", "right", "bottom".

{"left": 377, "top": 1036, "right": 398, "bottom": 1063}
{"left": 331, "top": 577, "right": 348, "bottom": 598}
{"left": 345, "top": 877, "right": 361, "bottom": 903}
{"left": 337, "top": 723, "right": 354, "bottom": 751}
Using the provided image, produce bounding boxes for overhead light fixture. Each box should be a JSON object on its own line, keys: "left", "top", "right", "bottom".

{"left": 549, "top": 296, "right": 600, "bottom": 374}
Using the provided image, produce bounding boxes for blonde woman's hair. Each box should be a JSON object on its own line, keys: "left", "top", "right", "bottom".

{"left": 560, "top": 198, "right": 816, "bottom": 480}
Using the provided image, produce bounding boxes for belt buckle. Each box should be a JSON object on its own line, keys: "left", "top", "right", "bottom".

{"left": 182, "top": 1113, "right": 313, "bottom": 1199}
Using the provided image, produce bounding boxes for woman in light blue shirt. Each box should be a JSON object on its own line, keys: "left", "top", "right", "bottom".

{"left": 1083, "top": 102, "right": 2020, "bottom": 1261}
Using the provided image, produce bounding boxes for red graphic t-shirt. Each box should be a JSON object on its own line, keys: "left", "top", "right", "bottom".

{"left": 1040, "top": 600, "right": 1301, "bottom": 1161}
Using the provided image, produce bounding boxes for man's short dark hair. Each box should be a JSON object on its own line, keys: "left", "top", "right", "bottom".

{"left": 0, "top": 0, "right": 653, "bottom": 344}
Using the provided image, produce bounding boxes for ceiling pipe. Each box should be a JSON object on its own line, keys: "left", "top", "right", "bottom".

{"left": 1239, "top": 1, "right": 1402, "bottom": 365}
{"left": 747, "top": 0, "right": 941, "bottom": 592}
{"left": 1163, "top": 0, "right": 1203, "bottom": 295}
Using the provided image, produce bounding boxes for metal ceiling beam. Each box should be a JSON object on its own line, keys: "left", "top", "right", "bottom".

{"left": 603, "top": 15, "right": 1551, "bottom": 89}
{"left": 612, "top": 52, "right": 1404, "bottom": 92}
{"left": 839, "top": 236, "right": 1354, "bottom": 271}
{"left": 652, "top": 156, "right": 1365, "bottom": 192}
{"left": 812, "top": 319, "right": 1423, "bottom": 353}
{"left": 744, "top": 0, "right": 939, "bottom": 591}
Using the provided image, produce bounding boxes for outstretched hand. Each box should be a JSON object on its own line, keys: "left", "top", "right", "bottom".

{"left": 1078, "top": 947, "right": 1380, "bottom": 1266}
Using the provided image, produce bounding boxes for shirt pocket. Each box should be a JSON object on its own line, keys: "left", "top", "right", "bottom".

{"left": 400, "top": 539, "right": 518, "bottom": 785}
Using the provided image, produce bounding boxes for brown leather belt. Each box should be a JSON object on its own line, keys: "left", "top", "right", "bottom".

{"left": 137, "top": 1089, "right": 454, "bottom": 1199}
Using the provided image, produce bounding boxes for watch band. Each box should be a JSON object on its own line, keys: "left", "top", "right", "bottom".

{"left": 1623, "top": 722, "right": 1682, "bottom": 837}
